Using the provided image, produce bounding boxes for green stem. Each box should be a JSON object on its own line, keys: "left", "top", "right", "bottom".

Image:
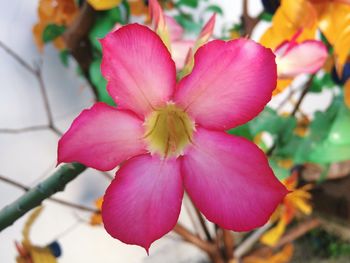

{"left": 0, "top": 163, "right": 86, "bottom": 232}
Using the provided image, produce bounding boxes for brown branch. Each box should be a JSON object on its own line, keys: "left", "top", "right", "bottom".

{"left": 291, "top": 76, "right": 315, "bottom": 116}
{"left": 246, "top": 218, "right": 320, "bottom": 259}
{"left": 223, "top": 230, "right": 234, "bottom": 260}
{"left": 0, "top": 174, "right": 98, "bottom": 213}
{"left": 63, "top": 2, "right": 98, "bottom": 99}
{"left": 274, "top": 217, "right": 320, "bottom": 248}
{"left": 173, "top": 224, "right": 214, "bottom": 253}
{"left": 276, "top": 88, "right": 298, "bottom": 112}
{"left": 173, "top": 224, "right": 224, "bottom": 263}
{"left": 241, "top": 0, "right": 259, "bottom": 36}
{"left": 194, "top": 206, "right": 213, "bottom": 242}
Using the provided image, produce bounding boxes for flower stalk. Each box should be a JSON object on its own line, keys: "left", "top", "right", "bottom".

{"left": 0, "top": 163, "right": 86, "bottom": 231}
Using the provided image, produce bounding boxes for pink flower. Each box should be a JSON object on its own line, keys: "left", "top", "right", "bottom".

{"left": 275, "top": 31, "right": 328, "bottom": 79}
{"left": 58, "top": 24, "right": 288, "bottom": 251}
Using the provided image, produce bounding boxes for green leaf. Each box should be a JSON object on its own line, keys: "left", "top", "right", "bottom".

{"left": 227, "top": 123, "right": 253, "bottom": 141}
{"left": 174, "top": 15, "right": 201, "bottom": 33}
{"left": 89, "top": 7, "right": 127, "bottom": 52}
{"left": 327, "top": 104, "right": 350, "bottom": 145}
{"left": 89, "top": 60, "right": 115, "bottom": 105}
{"left": 275, "top": 134, "right": 303, "bottom": 159}
{"left": 89, "top": 16, "right": 115, "bottom": 52}
{"left": 259, "top": 12, "right": 273, "bottom": 22}
{"left": 121, "top": 0, "right": 130, "bottom": 23}
{"left": 294, "top": 97, "right": 342, "bottom": 163}
{"left": 176, "top": 0, "right": 199, "bottom": 8}
{"left": 249, "top": 107, "right": 294, "bottom": 136}
{"left": 309, "top": 140, "right": 350, "bottom": 164}
{"left": 203, "top": 5, "right": 223, "bottom": 15}
{"left": 106, "top": 7, "right": 124, "bottom": 24}
{"left": 269, "top": 158, "right": 290, "bottom": 180}
{"left": 309, "top": 73, "right": 335, "bottom": 93}
{"left": 42, "top": 24, "right": 65, "bottom": 43}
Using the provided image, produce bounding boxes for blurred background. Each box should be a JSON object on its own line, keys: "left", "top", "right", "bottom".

{"left": 1, "top": 0, "right": 350, "bottom": 262}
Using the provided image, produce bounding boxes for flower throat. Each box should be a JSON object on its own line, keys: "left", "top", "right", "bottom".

{"left": 144, "top": 103, "right": 194, "bottom": 158}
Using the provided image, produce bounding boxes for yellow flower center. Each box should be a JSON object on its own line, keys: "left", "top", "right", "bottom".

{"left": 144, "top": 103, "right": 195, "bottom": 158}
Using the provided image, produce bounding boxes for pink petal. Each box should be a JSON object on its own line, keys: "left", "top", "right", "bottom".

{"left": 276, "top": 40, "right": 328, "bottom": 78}
{"left": 102, "top": 154, "right": 183, "bottom": 251}
{"left": 172, "top": 40, "right": 195, "bottom": 70}
{"left": 174, "top": 39, "right": 277, "bottom": 130}
{"left": 182, "top": 128, "right": 288, "bottom": 231}
{"left": 58, "top": 103, "right": 146, "bottom": 171}
{"left": 274, "top": 29, "right": 303, "bottom": 57}
{"left": 100, "top": 24, "right": 176, "bottom": 117}
{"left": 165, "top": 15, "right": 184, "bottom": 41}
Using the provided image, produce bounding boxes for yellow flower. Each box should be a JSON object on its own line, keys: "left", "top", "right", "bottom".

{"left": 312, "top": 1, "right": 350, "bottom": 76}
{"left": 261, "top": 0, "right": 350, "bottom": 79}
{"left": 260, "top": 0, "right": 317, "bottom": 50}
{"left": 88, "top": 0, "right": 122, "bottom": 10}
{"left": 261, "top": 172, "right": 312, "bottom": 246}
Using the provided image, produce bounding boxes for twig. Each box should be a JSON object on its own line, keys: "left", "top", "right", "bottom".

{"left": 173, "top": 224, "right": 214, "bottom": 253}
{"left": 194, "top": 206, "right": 213, "bottom": 242}
{"left": 173, "top": 224, "right": 224, "bottom": 263}
{"left": 0, "top": 41, "right": 61, "bottom": 136}
{"left": 246, "top": 218, "right": 320, "bottom": 260}
{"left": 223, "top": 230, "right": 234, "bottom": 260}
{"left": 0, "top": 40, "right": 36, "bottom": 74}
{"left": 234, "top": 222, "right": 272, "bottom": 259}
{"left": 0, "top": 163, "right": 86, "bottom": 231}
{"left": 291, "top": 76, "right": 315, "bottom": 117}
{"left": 241, "top": 0, "right": 259, "bottom": 36}
{"left": 63, "top": 2, "right": 98, "bottom": 99}
{"left": 0, "top": 125, "right": 49, "bottom": 134}
{"left": 100, "top": 171, "right": 114, "bottom": 181}
{"left": 273, "top": 218, "right": 320, "bottom": 248}
{"left": 276, "top": 88, "right": 298, "bottom": 112}
{"left": 183, "top": 195, "right": 202, "bottom": 237}
{"left": 35, "top": 66, "right": 61, "bottom": 136}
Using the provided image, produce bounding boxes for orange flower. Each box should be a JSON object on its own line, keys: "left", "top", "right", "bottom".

{"left": 261, "top": 172, "right": 312, "bottom": 246}
{"left": 294, "top": 115, "right": 310, "bottom": 137}
{"left": 238, "top": 244, "right": 294, "bottom": 263}
{"left": 33, "top": 0, "right": 78, "bottom": 51}
{"left": 90, "top": 197, "right": 103, "bottom": 226}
